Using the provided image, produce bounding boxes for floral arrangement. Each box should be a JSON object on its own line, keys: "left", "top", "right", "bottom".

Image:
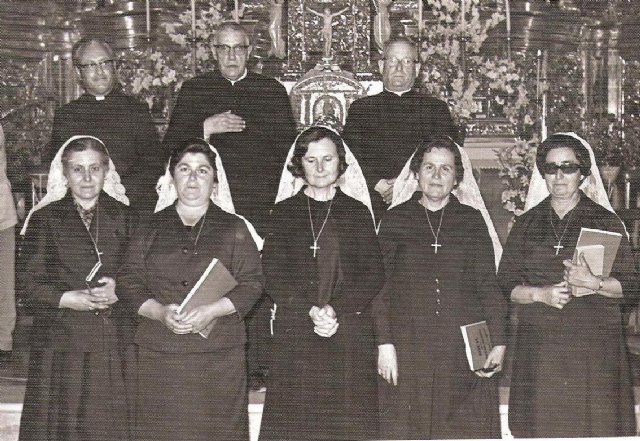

{"left": 419, "top": 0, "right": 532, "bottom": 131}
{"left": 119, "top": 1, "right": 225, "bottom": 115}
{"left": 495, "top": 137, "right": 538, "bottom": 215}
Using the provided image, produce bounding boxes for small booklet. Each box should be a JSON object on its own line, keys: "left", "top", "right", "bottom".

{"left": 571, "top": 227, "right": 622, "bottom": 297}
{"left": 460, "top": 321, "right": 492, "bottom": 371}
{"left": 177, "top": 258, "right": 238, "bottom": 338}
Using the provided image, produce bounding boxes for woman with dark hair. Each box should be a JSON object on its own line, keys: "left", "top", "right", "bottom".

{"left": 374, "top": 137, "right": 507, "bottom": 439}
{"left": 498, "top": 132, "right": 637, "bottom": 437}
{"left": 118, "top": 138, "right": 263, "bottom": 441}
{"left": 259, "top": 125, "right": 384, "bottom": 440}
{"left": 19, "top": 135, "right": 135, "bottom": 441}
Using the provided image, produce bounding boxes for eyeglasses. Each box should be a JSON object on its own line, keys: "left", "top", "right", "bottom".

{"left": 383, "top": 58, "right": 418, "bottom": 67}
{"left": 541, "top": 162, "right": 581, "bottom": 175}
{"left": 213, "top": 44, "right": 250, "bottom": 55}
{"left": 77, "top": 60, "right": 115, "bottom": 73}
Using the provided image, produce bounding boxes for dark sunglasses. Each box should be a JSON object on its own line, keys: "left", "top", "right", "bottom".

{"left": 541, "top": 162, "right": 581, "bottom": 175}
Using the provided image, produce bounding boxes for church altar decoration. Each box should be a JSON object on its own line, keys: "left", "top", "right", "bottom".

{"left": 119, "top": 1, "right": 225, "bottom": 115}
{"left": 418, "top": 0, "right": 530, "bottom": 133}
{"left": 495, "top": 137, "right": 538, "bottom": 215}
{"left": 0, "top": 59, "right": 53, "bottom": 188}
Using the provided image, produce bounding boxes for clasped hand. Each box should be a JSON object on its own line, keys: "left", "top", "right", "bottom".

{"left": 59, "top": 276, "right": 117, "bottom": 311}
{"left": 563, "top": 252, "right": 599, "bottom": 291}
{"left": 309, "top": 305, "right": 339, "bottom": 337}
{"left": 160, "top": 304, "right": 217, "bottom": 335}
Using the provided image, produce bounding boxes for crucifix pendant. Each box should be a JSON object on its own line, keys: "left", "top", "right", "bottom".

{"left": 310, "top": 242, "right": 320, "bottom": 258}
{"left": 431, "top": 241, "right": 442, "bottom": 254}
{"left": 553, "top": 243, "right": 564, "bottom": 255}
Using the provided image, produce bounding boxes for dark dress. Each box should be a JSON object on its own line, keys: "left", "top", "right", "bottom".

{"left": 18, "top": 192, "right": 136, "bottom": 441}
{"left": 342, "top": 90, "right": 457, "bottom": 220}
{"left": 373, "top": 194, "right": 507, "bottom": 439}
{"left": 117, "top": 203, "right": 263, "bottom": 441}
{"left": 49, "top": 86, "right": 163, "bottom": 210}
{"left": 259, "top": 190, "right": 385, "bottom": 441}
{"left": 498, "top": 194, "right": 637, "bottom": 437}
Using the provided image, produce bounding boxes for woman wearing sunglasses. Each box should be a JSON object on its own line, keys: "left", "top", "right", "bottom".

{"left": 498, "top": 133, "right": 637, "bottom": 437}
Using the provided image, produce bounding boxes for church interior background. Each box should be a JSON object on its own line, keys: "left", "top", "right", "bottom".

{"left": 2, "top": 0, "right": 640, "bottom": 439}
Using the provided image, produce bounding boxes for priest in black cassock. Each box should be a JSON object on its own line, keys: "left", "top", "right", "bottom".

{"left": 162, "top": 22, "right": 297, "bottom": 235}
{"left": 342, "top": 37, "right": 458, "bottom": 221}
{"left": 373, "top": 138, "right": 507, "bottom": 439}
{"left": 49, "top": 37, "right": 162, "bottom": 212}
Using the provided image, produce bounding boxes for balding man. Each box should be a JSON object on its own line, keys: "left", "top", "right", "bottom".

{"left": 49, "top": 37, "right": 162, "bottom": 211}
{"left": 343, "top": 37, "right": 458, "bottom": 221}
{"left": 163, "top": 22, "right": 296, "bottom": 235}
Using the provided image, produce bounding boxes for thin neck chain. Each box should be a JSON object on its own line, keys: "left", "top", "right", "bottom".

{"left": 307, "top": 196, "right": 334, "bottom": 258}
{"left": 191, "top": 210, "right": 207, "bottom": 254}
{"left": 424, "top": 205, "right": 445, "bottom": 254}
{"left": 549, "top": 205, "right": 574, "bottom": 255}
{"left": 85, "top": 203, "right": 100, "bottom": 254}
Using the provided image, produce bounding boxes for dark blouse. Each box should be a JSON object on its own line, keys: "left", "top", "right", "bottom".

{"left": 117, "top": 203, "right": 264, "bottom": 353}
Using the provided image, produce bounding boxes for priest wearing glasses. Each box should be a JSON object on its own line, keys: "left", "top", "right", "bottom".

{"left": 343, "top": 36, "right": 458, "bottom": 222}
{"left": 49, "top": 37, "right": 162, "bottom": 211}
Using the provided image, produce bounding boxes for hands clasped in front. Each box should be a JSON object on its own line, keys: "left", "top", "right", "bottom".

{"left": 537, "top": 252, "right": 601, "bottom": 309}
{"left": 309, "top": 304, "right": 339, "bottom": 337}
{"left": 59, "top": 276, "right": 118, "bottom": 311}
{"left": 160, "top": 303, "right": 217, "bottom": 335}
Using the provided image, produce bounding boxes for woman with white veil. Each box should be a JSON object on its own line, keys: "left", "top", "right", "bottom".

{"left": 259, "top": 125, "right": 384, "bottom": 440}
{"left": 373, "top": 137, "right": 507, "bottom": 439}
{"left": 498, "top": 132, "right": 637, "bottom": 437}
{"left": 18, "top": 135, "right": 135, "bottom": 441}
{"left": 117, "top": 138, "right": 263, "bottom": 441}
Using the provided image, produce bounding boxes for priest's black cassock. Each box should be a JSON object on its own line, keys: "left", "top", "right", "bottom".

{"left": 49, "top": 86, "right": 163, "bottom": 210}
{"left": 373, "top": 193, "right": 506, "bottom": 439}
{"left": 259, "top": 190, "right": 384, "bottom": 440}
{"left": 162, "top": 70, "right": 296, "bottom": 235}
{"left": 342, "top": 90, "right": 457, "bottom": 220}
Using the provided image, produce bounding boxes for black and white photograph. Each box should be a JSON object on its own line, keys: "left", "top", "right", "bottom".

{"left": 1, "top": 0, "right": 640, "bottom": 440}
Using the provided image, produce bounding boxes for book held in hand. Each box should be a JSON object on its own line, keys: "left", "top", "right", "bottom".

{"left": 177, "top": 258, "right": 238, "bottom": 338}
{"left": 571, "top": 227, "right": 622, "bottom": 297}
{"left": 460, "top": 321, "right": 492, "bottom": 371}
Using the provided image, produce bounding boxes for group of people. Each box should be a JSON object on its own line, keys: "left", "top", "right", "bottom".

{"left": 4, "top": 19, "right": 638, "bottom": 441}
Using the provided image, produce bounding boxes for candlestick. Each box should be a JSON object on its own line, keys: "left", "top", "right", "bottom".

{"left": 460, "top": 0, "right": 466, "bottom": 30}
{"left": 235, "top": 0, "right": 240, "bottom": 23}
{"left": 505, "top": 0, "right": 511, "bottom": 59}
{"left": 146, "top": 0, "right": 151, "bottom": 39}
{"left": 191, "top": 0, "right": 197, "bottom": 37}
{"left": 418, "top": 0, "right": 423, "bottom": 41}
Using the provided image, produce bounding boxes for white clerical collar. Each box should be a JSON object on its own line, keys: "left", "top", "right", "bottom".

{"left": 385, "top": 88, "right": 412, "bottom": 96}
{"left": 94, "top": 95, "right": 106, "bottom": 101}
{"left": 226, "top": 70, "right": 248, "bottom": 85}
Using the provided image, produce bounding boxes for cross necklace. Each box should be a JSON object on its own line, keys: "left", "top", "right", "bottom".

{"left": 549, "top": 205, "right": 574, "bottom": 255}
{"left": 424, "top": 205, "right": 445, "bottom": 254}
{"left": 307, "top": 196, "right": 334, "bottom": 258}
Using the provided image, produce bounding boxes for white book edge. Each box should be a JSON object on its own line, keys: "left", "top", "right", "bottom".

{"left": 176, "top": 257, "right": 219, "bottom": 314}
{"left": 577, "top": 227, "right": 623, "bottom": 240}
{"left": 460, "top": 322, "right": 479, "bottom": 371}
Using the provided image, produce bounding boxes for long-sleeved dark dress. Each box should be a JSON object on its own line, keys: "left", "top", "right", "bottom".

{"left": 373, "top": 193, "right": 507, "bottom": 439}
{"left": 498, "top": 194, "right": 637, "bottom": 437}
{"left": 259, "top": 189, "right": 385, "bottom": 441}
{"left": 117, "top": 203, "right": 263, "bottom": 441}
{"left": 18, "top": 192, "right": 136, "bottom": 441}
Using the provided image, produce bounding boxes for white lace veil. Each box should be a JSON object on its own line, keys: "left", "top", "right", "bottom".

{"left": 275, "top": 125, "right": 375, "bottom": 224}
{"left": 390, "top": 140, "right": 503, "bottom": 266}
{"left": 20, "top": 135, "right": 129, "bottom": 235}
{"left": 524, "top": 131, "right": 616, "bottom": 213}
{"left": 155, "top": 139, "right": 264, "bottom": 250}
